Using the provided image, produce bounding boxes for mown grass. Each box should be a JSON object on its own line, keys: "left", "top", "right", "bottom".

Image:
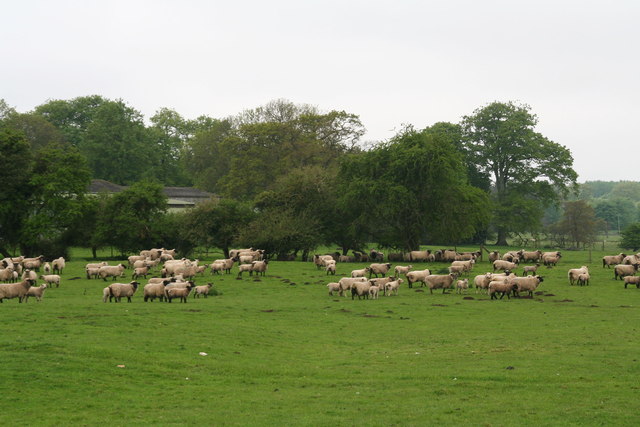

{"left": 1, "top": 246, "right": 639, "bottom": 426}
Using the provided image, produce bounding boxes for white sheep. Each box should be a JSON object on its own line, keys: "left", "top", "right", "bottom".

{"left": 405, "top": 269, "right": 431, "bottom": 288}
{"left": 99, "top": 264, "right": 127, "bottom": 281}
{"left": 51, "top": 257, "right": 65, "bottom": 274}
{"left": 511, "top": 275, "right": 544, "bottom": 296}
{"left": 623, "top": 275, "right": 640, "bottom": 289}
{"left": 337, "top": 277, "right": 367, "bottom": 297}
{"left": 107, "top": 281, "right": 139, "bottom": 302}
{"left": 39, "top": 274, "right": 61, "bottom": 288}
{"left": 193, "top": 283, "right": 213, "bottom": 298}
{"left": 325, "top": 263, "right": 336, "bottom": 275}
{"left": 250, "top": 260, "right": 268, "bottom": 276}
{"left": 568, "top": 266, "right": 589, "bottom": 286}
{"left": 384, "top": 279, "right": 403, "bottom": 296}
{"left": 327, "top": 282, "right": 341, "bottom": 296}
{"left": 351, "top": 281, "right": 372, "bottom": 300}
{"left": 25, "top": 284, "right": 47, "bottom": 302}
{"left": 368, "top": 263, "right": 392, "bottom": 278}
{"left": 393, "top": 265, "right": 413, "bottom": 276}
{"left": 493, "top": 260, "right": 518, "bottom": 272}
{"left": 424, "top": 274, "right": 457, "bottom": 294}
{"left": 456, "top": 279, "right": 469, "bottom": 294}
{"left": 614, "top": 263, "right": 639, "bottom": 280}
{"left": 0, "top": 278, "right": 36, "bottom": 303}
{"left": 166, "top": 285, "right": 193, "bottom": 303}
{"left": 488, "top": 278, "right": 518, "bottom": 300}
{"left": 43, "top": 262, "right": 51, "bottom": 274}
{"left": 22, "top": 269, "right": 37, "bottom": 282}
{"left": 577, "top": 273, "right": 590, "bottom": 286}
{"left": 351, "top": 268, "right": 368, "bottom": 278}
{"left": 368, "top": 284, "right": 380, "bottom": 299}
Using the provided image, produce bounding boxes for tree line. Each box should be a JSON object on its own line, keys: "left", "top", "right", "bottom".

{"left": 0, "top": 96, "right": 597, "bottom": 258}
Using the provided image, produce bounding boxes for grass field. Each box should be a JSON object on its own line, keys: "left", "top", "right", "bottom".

{"left": 1, "top": 247, "right": 640, "bottom": 426}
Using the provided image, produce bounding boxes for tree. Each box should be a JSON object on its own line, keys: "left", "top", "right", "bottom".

{"left": 147, "top": 108, "right": 192, "bottom": 186}
{"left": 462, "top": 101, "right": 578, "bottom": 245}
{"left": 620, "top": 223, "right": 640, "bottom": 251}
{"left": 3, "top": 113, "right": 67, "bottom": 151}
{"left": 553, "top": 200, "right": 604, "bottom": 249}
{"left": 593, "top": 197, "right": 637, "bottom": 232}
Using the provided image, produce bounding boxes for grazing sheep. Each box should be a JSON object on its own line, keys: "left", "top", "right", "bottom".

{"left": 337, "top": 277, "right": 367, "bottom": 297}
{"left": 568, "top": 266, "right": 589, "bottom": 286}
{"left": 51, "top": 257, "right": 65, "bottom": 274}
{"left": 602, "top": 253, "right": 626, "bottom": 268}
{"left": 237, "top": 263, "right": 253, "bottom": 278}
{"left": 384, "top": 279, "right": 403, "bottom": 296}
{"left": 107, "top": 281, "right": 139, "bottom": 302}
{"left": 250, "top": 260, "right": 268, "bottom": 276}
{"left": 351, "top": 268, "right": 368, "bottom": 278}
{"left": 501, "top": 251, "right": 520, "bottom": 263}
{"left": 522, "top": 264, "right": 540, "bottom": 276}
{"left": 210, "top": 261, "right": 226, "bottom": 275}
{"left": 456, "top": 279, "right": 469, "bottom": 294}
{"left": 43, "top": 262, "right": 51, "bottom": 274}
{"left": 511, "top": 275, "right": 544, "bottom": 296}
{"left": 424, "top": 274, "right": 457, "bottom": 294}
{"left": 143, "top": 280, "right": 171, "bottom": 302}
{"left": 211, "top": 258, "right": 235, "bottom": 274}
{"left": 405, "top": 269, "right": 431, "bottom": 289}
{"left": 313, "top": 254, "right": 334, "bottom": 270}
{"left": 368, "top": 263, "right": 392, "bottom": 278}
{"left": 22, "top": 256, "right": 45, "bottom": 271}
{"left": 99, "top": 264, "right": 127, "bottom": 281}
{"left": 623, "top": 276, "right": 640, "bottom": 289}
{"left": 351, "top": 281, "right": 372, "bottom": 300}
{"left": 368, "top": 276, "right": 396, "bottom": 296}
{"left": 577, "top": 273, "right": 590, "bottom": 286}
{"left": 474, "top": 273, "right": 493, "bottom": 294}
{"left": 193, "top": 283, "right": 213, "bottom": 298}
{"left": 86, "top": 267, "right": 101, "bottom": 279}
{"left": 623, "top": 255, "right": 640, "bottom": 265}
{"left": 451, "top": 259, "right": 475, "bottom": 274}
{"left": 0, "top": 267, "right": 14, "bottom": 282}
{"left": 493, "top": 260, "right": 518, "bottom": 272}
{"left": 327, "top": 282, "right": 341, "bottom": 296}
{"left": 132, "top": 266, "right": 150, "bottom": 280}
{"left": 25, "top": 284, "right": 47, "bottom": 302}
{"left": 409, "top": 250, "right": 431, "bottom": 262}
{"left": 22, "top": 269, "right": 37, "bottom": 282}
{"left": 368, "top": 285, "right": 380, "bottom": 299}
{"left": 488, "top": 251, "right": 500, "bottom": 264}
{"left": 39, "top": 274, "right": 61, "bottom": 288}
{"left": 518, "top": 250, "right": 542, "bottom": 263}
{"left": 166, "top": 285, "right": 193, "bottom": 303}
{"left": 488, "top": 279, "right": 518, "bottom": 300}
{"left": 0, "top": 279, "right": 36, "bottom": 303}
{"left": 326, "top": 263, "right": 336, "bottom": 275}
{"left": 542, "top": 251, "right": 562, "bottom": 266}
{"left": 614, "top": 264, "right": 639, "bottom": 280}
{"left": 394, "top": 265, "right": 413, "bottom": 276}
{"left": 102, "top": 286, "right": 111, "bottom": 303}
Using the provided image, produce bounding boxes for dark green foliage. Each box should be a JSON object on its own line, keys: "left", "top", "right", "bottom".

{"left": 552, "top": 200, "right": 604, "bottom": 249}
{"left": 593, "top": 197, "right": 637, "bottom": 232}
{"left": 620, "top": 223, "right": 640, "bottom": 251}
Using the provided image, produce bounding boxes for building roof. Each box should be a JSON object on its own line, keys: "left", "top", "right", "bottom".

{"left": 88, "top": 179, "right": 125, "bottom": 193}
{"left": 87, "top": 179, "right": 216, "bottom": 205}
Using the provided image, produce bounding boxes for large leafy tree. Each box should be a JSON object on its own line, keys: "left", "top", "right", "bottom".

{"left": 462, "top": 101, "right": 578, "bottom": 245}
{"left": 147, "top": 108, "right": 193, "bottom": 186}
{"left": 620, "top": 223, "right": 640, "bottom": 252}
{"left": 552, "top": 200, "right": 604, "bottom": 249}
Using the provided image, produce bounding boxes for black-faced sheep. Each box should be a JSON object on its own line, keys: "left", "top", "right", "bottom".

{"left": 614, "top": 264, "right": 639, "bottom": 280}
{"left": 568, "top": 266, "right": 589, "bottom": 286}
{"left": 405, "top": 269, "right": 431, "bottom": 288}
{"left": 166, "top": 284, "right": 193, "bottom": 303}
{"left": 0, "top": 279, "right": 36, "bottom": 303}
{"left": 107, "top": 281, "right": 139, "bottom": 302}
{"left": 368, "top": 263, "right": 392, "bottom": 278}
{"left": 602, "top": 253, "right": 625, "bottom": 268}
{"left": 193, "top": 283, "right": 213, "bottom": 298}
{"left": 623, "top": 275, "right": 640, "bottom": 289}
{"left": 424, "top": 274, "right": 457, "bottom": 294}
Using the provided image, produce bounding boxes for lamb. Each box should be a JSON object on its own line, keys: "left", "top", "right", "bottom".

{"left": 368, "top": 276, "right": 396, "bottom": 295}
{"left": 623, "top": 275, "right": 640, "bottom": 289}
{"left": 456, "top": 279, "right": 469, "bottom": 294}
{"left": 405, "top": 269, "right": 431, "bottom": 288}
{"left": 143, "top": 280, "right": 171, "bottom": 302}
{"left": 351, "top": 280, "right": 372, "bottom": 300}
{"left": 337, "top": 277, "right": 367, "bottom": 297}
{"left": 474, "top": 273, "right": 493, "bottom": 294}
{"left": 614, "top": 263, "right": 639, "bottom": 280}
{"left": 39, "top": 274, "right": 61, "bottom": 288}
{"left": 368, "top": 263, "right": 392, "bottom": 278}
{"left": 511, "top": 275, "right": 544, "bottom": 296}
{"left": 368, "top": 284, "right": 380, "bottom": 299}
{"left": 451, "top": 259, "right": 475, "bottom": 274}
{"left": 132, "top": 266, "right": 150, "bottom": 280}
{"left": 51, "top": 257, "right": 65, "bottom": 274}
{"left": 351, "top": 268, "right": 368, "bottom": 278}
{"left": 394, "top": 265, "right": 413, "bottom": 276}
{"left": 577, "top": 273, "right": 590, "bottom": 286}
{"left": 43, "top": 262, "right": 51, "bottom": 274}
{"left": 602, "top": 253, "right": 626, "bottom": 268}
{"left": 384, "top": 279, "right": 403, "bottom": 296}
{"left": 327, "top": 282, "right": 341, "bottom": 296}
{"left": 107, "top": 281, "right": 139, "bottom": 302}
{"left": 166, "top": 285, "right": 193, "bottom": 303}
{"left": 542, "top": 254, "right": 561, "bottom": 267}
{"left": 102, "top": 286, "right": 111, "bottom": 303}
{"left": 493, "top": 260, "right": 518, "bottom": 272}
{"left": 488, "top": 279, "right": 518, "bottom": 300}
{"left": 99, "top": 264, "right": 127, "bottom": 281}
{"left": 522, "top": 264, "right": 540, "bottom": 276}
{"left": 424, "top": 274, "right": 457, "bottom": 294}
{"left": 86, "top": 267, "right": 101, "bottom": 279}
{"left": 250, "top": 260, "right": 268, "bottom": 276}
{"left": 0, "top": 279, "right": 36, "bottom": 303}
{"left": 210, "top": 261, "right": 226, "bottom": 275}
{"left": 211, "top": 258, "right": 235, "bottom": 274}
{"left": 448, "top": 265, "right": 465, "bottom": 276}
{"left": 193, "top": 283, "right": 213, "bottom": 298}
{"left": 25, "top": 284, "right": 47, "bottom": 302}
{"left": 568, "top": 266, "right": 589, "bottom": 286}
{"left": 325, "top": 263, "right": 336, "bottom": 275}
{"left": 237, "top": 263, "right": 253, "bottom": 278}
{"left": 22, "top": 269, "right": 37, "bottom": 281}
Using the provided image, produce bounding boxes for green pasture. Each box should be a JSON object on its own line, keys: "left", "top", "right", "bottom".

{"left": 1, "top": 247, "right": 639, "bottom": 426}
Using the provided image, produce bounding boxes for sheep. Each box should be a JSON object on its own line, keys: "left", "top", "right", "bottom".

{"left": 193, "top": 283, "right": 213, "bottom": 298}
{"left": 542, "top": 254, "right": 561, "bottom": 267}
{"left": 86, "top": 267, "right": 101, "bottom": 279}
{"left": 502, "top": 251, "right": 520, "bottom": 263}
{"left": 337, "top": 277, "right": 367, "bottom": 297}
{"left": 488, "top": 251, "right": 500, "bottom": 263}
{"left": 313, "top": 254, "right": 334, "bottom": 269}
{"left": 22, "top": 256, "right": 44, "bottom": 271}
{"left": 614, "top": 263, "right": 639, "bottom": 280}
{"left": 351, "top": 281, "right": 372, "bottom": 300}
{"left": 128, "top": 255, "right": 146, "bottom": 266}
{"left": 405, "top": 269, "right": 431, "bottom": 288}
{"left": 166, "top": 284, "right": 193, "bottom": 303}
{"left": 0, "top": 267, "right": 14, "bottom": 282}
{"left": 326, "top": 263, "right": 336, "bottom": 275}
{"left": 171, "top": 264, "right": 198, "bottom": 280}
{"left": 451, "top": 259, "right": 475, "bottom": 274}
{"left": 0, "top": 279, "right": 36, "bottom": 303}
{"left": 250, "top": 260, "right": 268, "bottom": 276}
{"left": 493, "top": 260, "right": 518, "bottom": 272}
{"left": 448, "top": 265, "right": 465, "bottom": 276}
{"left": 511, "top": 275, "right": 544, "bottom": 297}
{"left": 102, "top": 286, "right": 111, "bottom": 303}
{"left": 210, "top": 261, "right": 226, "bottom": 275}
{"left": 338, "top": 255, "right": 356, "bottom": 263}
{"left": 623, "top": 275, "right": 640, "bottom": 289}
{"left": 384, "top": 279, "right": 403, "bottom": 296}
{"left": 424, "top": 274, "right": 457, "bottom": 294}
{"left": 132, "top": 259, "right": 151, "bottom": 269}
{"left": 602, "top": 253, "right": 626, "bottom": 268}
{"left": 522, "top": 264, "right": 540, "bottom": 276}
{"left": 237, "top": 263, "right": 253, "bottom": 278}
{"left": 143, "top": 280, "right": 171, "bottom": 302}
{"left": 229, "top": 248, "right": 253, "bottom": 259}
{"left": 99, "top": 264, "right": 127, "bottom": 281}
{"left": 43, "top": 262, "right": 51, "bottom": 274}
{"left": 568, "top": 266, "right": 589, "bottom": 286}
{"left": 394, "top": 265, "right": 413, "bottom": 276}
{"left": 474, "top": 273, "right": 493, "bottom": 294}
{"left": 107, "top": 281, "right": 139, "bottom": 302}
{"left": 39, "top": 274, "right": 61, "bottom": 288}
{"left": 488, "top": 279, "right": 518, "bottom": 300}
{"left": 409, "top": 250, "right": 431, "bottom": 262}
{"left": 327, "top": 282, "right": 341, "bottom": 296}
{"left": 368, "top": 285, "right": 380, "bottom": 299}
{"left": 518, "top": 250, "right": 542, "bottom": 263}
{"left": 369, "top": 249, "right": 384, "bottom": 262}
{"left": 51, "top": 257, "right": 65, "bottom": 274}
{"left": 577, "top": 273, "right": 590, "bottom": 287}
{"left": 132, "top": 266, "right": 150, "bottom": 280}
{"left": 25, "top": 284, "right": 47, "bottom": 302}
{"left": 368, "top": 263, "right": 392, "bottom": 278}
{"left": 211, "top": 258, "right": 235, "bottom": 274}
{"left": 455, "top": 279, "right": 469, "bottom": 294}
{"left": 623, "top": 255, "right": 640, "bottom": 265}
{"left": 86, "top": 261, "right": 108, "bottom": 270}
{"left": 22, "top": 269, "right": 37, "bottom": 282}
{"left": 351, "top": 268, "right": 368, "bottom": 278}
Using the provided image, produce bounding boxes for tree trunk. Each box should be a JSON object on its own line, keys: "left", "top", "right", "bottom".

{"left": 301, "top": 249, "right": 309, "bottom": 262}
{"left": 495, "top": 229, "right": 509, "bottom": 246}
{"left": 0, "top": 246, "right": 11, "bottom": 258}
{"left": 92, "top": 246, "right": 98, "bottom": 259}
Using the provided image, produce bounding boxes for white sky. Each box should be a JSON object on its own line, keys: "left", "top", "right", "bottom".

{"left": 1, "top": 0, "right": 638, "bottom": 182}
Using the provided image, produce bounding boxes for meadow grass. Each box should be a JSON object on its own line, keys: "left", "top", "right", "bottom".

{"left": 1, "top": 246, "right": 639, "bottom": 426}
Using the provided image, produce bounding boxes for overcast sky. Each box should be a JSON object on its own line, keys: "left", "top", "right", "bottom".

{"left": 1, "top": 0, "right": 638, "bottom": 182}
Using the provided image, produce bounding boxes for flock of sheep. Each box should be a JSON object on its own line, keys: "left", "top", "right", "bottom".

{"left": 2, "top": 246, "right": 639, "bottom": 304}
